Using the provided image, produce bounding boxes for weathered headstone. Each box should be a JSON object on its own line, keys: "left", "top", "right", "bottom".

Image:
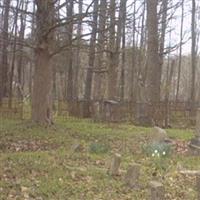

{"left": 108, "top": 153, "right": 121, "bottom": 176}
{"left": 71, "top": 143, "right": 83, "bottom": 153}
{"left": 190, "top": 108, "right": 200, "bottom": 154}
{"left": 149, "top": 181, "right": 165, "bottom": 200}
{"left": 196, "top": 173, "right": 200, "bottom": 200}
{"left": 124, "top": 163, "right": 140, "bottom": 188}
{"left": 92, "top": 101, "right": 102, "bottom": 122}
{"left": 150, "top": 126, "right": 168, "bottom": 143}
{"left": 103, "top": 100, "right": 120, "bottom": 122}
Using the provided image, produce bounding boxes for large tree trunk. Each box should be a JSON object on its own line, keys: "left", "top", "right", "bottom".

{"left": 119, "top": 0, "right": 127, "bottom": 101}
{"left": 108, "top": 0, "right": 117, "bottom": 100}
{"left": 83, "top": 0, "right": 98, "bottom": 117}
{"left": 146, "top": 0, "right": 160, "bottom": 125}
{"left": 32, "top": 50, "right": 53, "bottom": 124}
{"left": 66, "top": 0, "right": 74, "bottom": 101}
{"left": 9, "top": 0, "right": 21, "bottom": 108}
{"left": 73, "top": 0, "right": 83, "bottom": 100}
{"left": 32, "top": 0, "right": 55, "bottom": 125}
{"left": 130, "top": 0, "right": 136, "bottom": 119}
{"left": 17, "top": 0, "right": 28, "bottom": 100}
{"left": 0, "top": 0, "right": 10, "bottom": 104}
{"left": 93, "top": 0, "right": 107, "bottom": 100}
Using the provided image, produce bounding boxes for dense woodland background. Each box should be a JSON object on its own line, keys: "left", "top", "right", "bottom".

{"left": 0, "top": 0, "right": 200, "bottom": 126}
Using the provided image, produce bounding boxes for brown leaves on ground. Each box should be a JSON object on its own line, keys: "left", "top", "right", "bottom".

{"left": 171, "top": 140, "right": 190, "bottom": 155}
{"left": 0, "top": 139, "right": 59, "bottom": 153}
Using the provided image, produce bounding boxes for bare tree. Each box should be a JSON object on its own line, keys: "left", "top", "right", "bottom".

{"left": 66, "top": 0, "right": 74, "bottom": 101}
{"left": 73, "top": 0, "right": 83, "bottom": 99}
{"left": 119, "top": 0, "right": 127, "bottom": 100}
{"left": 83, "top": 0, "right": 98, "bottom": 117}
{"left": 0, "top": 0, "right": 10, "bottom": 104}
{"left": 190, "top": 0, "right": 197, "bottom": 120}
{"left": 146, "top": 0, "right": 160, "bottom": 124}
{"left": 8, "top": 0, "right": 21, "bottom": 108}
{"left": 175, "top": 0, "right": 184, "bottom": 102}
{"left": 93, "top": 0, "right": 107, "bottom": 100}
{"left": 107, "top": 0, "right": 117, "bottom": 100}
{"left": 32, "top": 0, "right": 56, "bottom": 125}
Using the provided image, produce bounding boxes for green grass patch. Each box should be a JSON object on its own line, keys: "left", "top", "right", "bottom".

{"left": 0, "top": 116, "right": 198, "bottom": 199}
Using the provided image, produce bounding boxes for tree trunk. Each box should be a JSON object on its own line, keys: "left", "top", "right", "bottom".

{"left": 146, "top": 0, "right": 160, "bottom": 125}
{"left": 17, "top": 0, "right": 28, "bottom": 100}
{"left": 83, "top": 0, "right": 98, "bottom": 117}
{"left": 0, "top": 0, "right": 10, "bottom": 104}
{"left": 120, "top": 0, "right": 127, "bottom": 101}
{"left": 158, "top": 0, "right": 168, "bottom": 88}
{"left": 32, "top": 0, "right": 55, "bottom": 125}
{"left": 73, "top": 0, "right": 83, "bottom": 100}
{"left": 28, "top": 1, "right": 36, "bottom": 99}
{"left": 108, "top": 0, "right": 117, "bottom": 100}
{"left": 130, "top": 0, "right": 136, "bottom": 119}
{"left": 93, "top": 0, "right": 107, "bottom": 100}
{"left": 176, "top": 0, "right": 184, "bottom": 102}
{"left": 9, "top": 0, "right": 21, "bottom": 108}
{"left": 66, "top": 0, "right": 74, "bottom": 101}
{"left": 164, "top": 59, "right": 174, "bottom": 127}
{"left": 190, "top": 0, "right": 196, "bottom": 122}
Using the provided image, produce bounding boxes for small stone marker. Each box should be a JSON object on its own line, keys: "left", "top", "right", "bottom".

{"left": 149, "top": 181, "right": 165, "bottom": 200}
{"left": 124, "top": 163, "right": 140, "bottom": 188}
{"left": 108, "top": 153, "right": 121, "bottom": 176}
{"left": 71, "top": 143, "right": 83, "bottom": 153}
{"left": 150, "top": 126, "right": 168, "bottom": 143}
{"left": 196, "top": 173, "right": 200, "bottom": 200}
{"left": 190, "top": 108, "right": 200, "bottom": 154}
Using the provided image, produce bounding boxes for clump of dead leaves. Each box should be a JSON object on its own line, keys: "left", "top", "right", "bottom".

{"left": 0, "top": 139, "right": 58, "bottom": 152}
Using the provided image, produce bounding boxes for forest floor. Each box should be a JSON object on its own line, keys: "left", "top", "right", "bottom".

{"left": 0, "top": 117, "right": 200, "bottom": 200}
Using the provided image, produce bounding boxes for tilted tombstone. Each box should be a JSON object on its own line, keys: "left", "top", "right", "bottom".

{"left": 124, "top": 163, "right": 140, "bottom": 188}
{"left": 108, "top": 153, "right": 121, "bottom": 176}
{"left": 149, "top": 181, "right": 165, "bottom": 200}
{"left": 196, "top": 173, "right": 200, "bottom": 200}
{"left": 150, "top": 126, "right": 168, "bottom": 143}
{"left": 190, "top": 108, "right": 200, "bottom": 154}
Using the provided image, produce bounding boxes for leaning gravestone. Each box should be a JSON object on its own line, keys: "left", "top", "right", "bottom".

{"left": 149, "top": 181, "right": 165, "bottom": 200}
{"left": 92, "top": 101, "right": 102, "bottom": 122}
{"left": 108, "top": 153, "right": 121, "bottom": 176}
{"left": 124, "top": 163, "right": 140, "bottom": 188}
{"left": 190, "top": 108, "right": 200, "bottom": 155}
{"left": 150, "top": 126, "right": 168, "bottom": 143}
{"left": 70, "top": 143, "right": 83, "bottom": 154}
{"left": 196, "top": 173, "right": 200, "bottom": 200}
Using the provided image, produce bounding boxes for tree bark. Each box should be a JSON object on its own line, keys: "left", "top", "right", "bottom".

{"left": 83, "top": 0, "right": 98, "bottom": 117}
{"left": 17, "top": 0, "right": 28, "bottom": 100}
{"left": 158, "top": 0, "right": 168, "bottom": 88}
{"left": 120, "top": 0, "right": 127, "bottom": 101}
{"left": 66, "top": 0, "right": 74, "bottom": 101}
{"left": 0, "top": 0, "right": 10, "bottom": 104}
{"left": 176, "top": 0, "right": 184, "bottom": 102}
{"left": 32, "top": 0, "right": 55, "bottom": 125}
{"left": 73, "top": 0, "right": 83, "bottom": 100}
{"left": 93, "top": 0, "right": 107, "bottom": 100}
{"left": 190, "top": 0, "right": 196, "bottom": 121}
{"left": 108, "top": 0, "right": 117, "bottom": 100}
{"left": 146, "top": 0, "right": 160, "bottom": 124}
